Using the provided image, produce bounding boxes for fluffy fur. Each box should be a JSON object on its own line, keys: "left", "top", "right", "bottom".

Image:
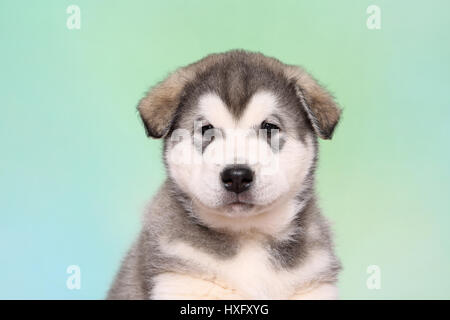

{"left": 107, "top": 50, "right": 342, "bottom": 300}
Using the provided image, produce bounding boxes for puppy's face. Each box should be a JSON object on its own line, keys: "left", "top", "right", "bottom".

{"left": 138, "top": 51, "right": 341, "bottom": 219}
{"left": 166, "top": 85, "right": 315, "bottom": 217}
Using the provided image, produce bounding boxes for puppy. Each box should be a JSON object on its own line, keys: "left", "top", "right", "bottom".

{"left": 107, "top": 50, "right": 342, "bottom": 300}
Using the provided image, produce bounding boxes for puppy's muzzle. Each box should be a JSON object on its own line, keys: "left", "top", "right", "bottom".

{"left": 220, "top": 165, "right": 254, "bottom": 194}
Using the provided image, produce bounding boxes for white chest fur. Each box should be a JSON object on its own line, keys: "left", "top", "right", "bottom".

{"left": 152, "top": 237, "right": 334, "bottom": 300}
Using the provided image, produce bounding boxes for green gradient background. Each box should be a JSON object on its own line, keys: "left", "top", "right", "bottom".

{"left": 1, "top": 0, "right": 449, "bottom": 299}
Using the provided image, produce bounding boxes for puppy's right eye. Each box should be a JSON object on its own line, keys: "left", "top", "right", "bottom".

{"left": 201, "top": 124, "right": 214, "bottom": 136}
{"left": 261, "top": 121, "right": 280, "bottom": 132}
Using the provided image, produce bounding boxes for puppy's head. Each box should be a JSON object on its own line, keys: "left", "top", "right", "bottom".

{"left": 138, "top": 51, "right": 341, "bottom": 219}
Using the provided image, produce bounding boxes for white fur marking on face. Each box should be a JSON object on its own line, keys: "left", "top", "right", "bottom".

{"left": 193, "top": 134, "right": 315, "bottom": 235}
{"left": 195, "top": 195, "right": 302, "bottom": 237}
{"left": 198, "top": 93, "right": 234, "bottom": 129}
{"left": 197, "top": 91, "right": 278, "bottom": 130}
{"left": 238, "top": 91, "right": 278, "bottom": 129}
{"left": 166, "top": 90, "right": 315, "bottom": 233}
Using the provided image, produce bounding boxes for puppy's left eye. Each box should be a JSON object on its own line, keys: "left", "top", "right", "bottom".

{"left": 201, "top": 124, "right": 214, "bottom": 136}
{"left": 261, "top": 121, "right": 280, "bottom": 131}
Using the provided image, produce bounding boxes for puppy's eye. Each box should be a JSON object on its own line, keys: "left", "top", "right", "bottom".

{"left": 261, "top": 121, "right": 280, "bottom": 132}
{"left": 201, "top": 124, "right": 214, "bottom": 136}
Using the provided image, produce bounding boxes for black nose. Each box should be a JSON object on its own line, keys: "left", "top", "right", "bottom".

{"left": 221, "top": 165, "right": 254, "bottom": 194}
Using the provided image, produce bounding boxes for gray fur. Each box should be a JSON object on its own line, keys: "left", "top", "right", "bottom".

{"left": 107, "top": 180, "right": 341, "bottom": 299}
{"left": 169, "top": 52, "right": 312, "bottom": 143}
{"left": 108, "top": 50, "right": 342, "bottom": 299}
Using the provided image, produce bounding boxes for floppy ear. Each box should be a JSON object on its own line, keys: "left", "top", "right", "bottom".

{"left": 138, "top": 54, "right": 222, "bottom": 138}
{"left": 137, "top": 68, "right": 194, "bottom": 138}
{"left": 284, "top": 66, "right": 342, "bottom": 139}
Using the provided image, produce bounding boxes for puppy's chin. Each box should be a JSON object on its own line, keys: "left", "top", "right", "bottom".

{"left": 192, "top": 195, "right": 259, "bottom": 219}
{"left": 219, "top": 202, "right": 256, "bottom": 217}
{"left": 195, "top": 195, "right": 281, "bottom": 219}
{"left": 191, "top": 186, "right": 286, "bottom": 219}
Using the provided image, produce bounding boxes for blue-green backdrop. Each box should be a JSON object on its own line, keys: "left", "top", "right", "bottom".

{"left": 1, "top": 0, "right": 449, "bottom": 299}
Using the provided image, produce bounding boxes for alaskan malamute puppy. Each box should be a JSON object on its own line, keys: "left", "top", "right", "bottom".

{"left": 108, "top": 50, "right": 342, "bottom": 299}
